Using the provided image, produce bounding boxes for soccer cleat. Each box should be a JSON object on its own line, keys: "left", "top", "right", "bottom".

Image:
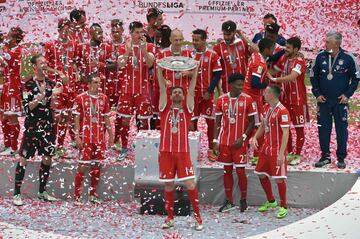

{"left": 74, "top": 197, "right": 83, "bottom": 206}
{"left": 276, "top": 207, "right": 288, "bottom": 218}
{"left": 89, "top": 195, "right": 103, "bottom": 204}
{"left": 195, "top": 222, "right": 204, "bottom": 231}
{"left": 70, "top": 141, "right": 76, "bottom": 148}
{"left": 250, "top": 156, "right": 259, "bottom": 166}
{"left": 0, "top": 148, "right": 16, "bottom": 156}
{"left": 117, "top": 148, "right": 128, "bottom": 160}
{"left": 13, "top": 194, "right": 23, "bottom": 206}
{"left": 161, "top": 218, "right": 174, "bottom": 229}
{"left": 112, "top": 143, "right": 122, "bottom": 152}
{"left": 239, "top": 199, "right": 248, "bottom": 212}
{"left": 289, "top": 155, "right": 302, "bottom": 166}
{"left": 314, "top": 156, "right": 331, "bottom": 168}
{"left": 337, "top": 159, "right": 346, "bottom": 169}
{"left": 258, "top": 200, "right": 277, "bottom": 212}
{"left": 38, "top": 192, "right": 59, "bottom": 202}
{"left": 207, "top": 149, "right": 217, "bottom": 162}
{"left": 218, "top": 200, "right": 236, "bottom": 213}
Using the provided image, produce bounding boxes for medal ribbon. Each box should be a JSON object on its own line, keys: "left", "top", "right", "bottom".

{"left": 228, "top": 93, "right": 240, "bottom": 120}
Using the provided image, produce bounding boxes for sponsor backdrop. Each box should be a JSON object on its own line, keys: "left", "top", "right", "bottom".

{"left": 0, "top": 0, "right": 359, "bottom": 54}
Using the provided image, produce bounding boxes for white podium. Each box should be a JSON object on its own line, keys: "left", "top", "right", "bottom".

{"left": 134, "top": 130, "right": 201, "bottom": 184}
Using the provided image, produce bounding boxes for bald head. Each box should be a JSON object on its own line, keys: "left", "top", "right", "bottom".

{"left": 170, "top": 29, "right": 184, "bottom": 50}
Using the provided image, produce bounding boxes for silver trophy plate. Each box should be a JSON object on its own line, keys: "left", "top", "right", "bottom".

{"left": 157, "top": 56, "right": 198, "bottom": 71}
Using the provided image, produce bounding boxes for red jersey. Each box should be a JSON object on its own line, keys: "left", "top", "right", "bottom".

{"left": 159, "top": 102, "right": 192, "bottom": 153}
{"left": 261, "top": 102, "right": 290, "bottom": 156}
{"left": 76, "top": 43, "right": 112, "bottom": 93}
{"left": 73, "top": 92, "right": 110, "bottom": 144}
{"left": 69, "top": 27, "right": 90, "bottom": 44}
{"left": 274, "top": 55, "right": 307, "bottom": 105}
{"left": 158, "top": 47, "right": 193, "bottom": 90}
{"left": 105, "top": 40, "right": 123, "bottom": 95}
{"left": 215, "top": 93, "right": 257, "bottom": 146}
{"left": 193, "top": 49, "right": 222, "bottom": 96}
{"left": 2, "top": 45, "right": 22, "bottom": 96}
{"left": 213, "top": 39, "right": 250, "bottom": 93}
{"left": 243, "top": 52, "right": 268, "bottom": 99}
{"left": 117, "top": 43, "right": 155, "bottom": 95}
{"left": 44, "top": 40, "right": 77, "bottom": 84}
{"left": 268, "top": 44, "right": 284, "bottom": 89}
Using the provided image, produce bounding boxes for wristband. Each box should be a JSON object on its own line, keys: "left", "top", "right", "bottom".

{"left": 242, "top": 134, "right": 247, "bottom": 140}
{"left": 212, "top": 139, "right": 219, "bottom": 143}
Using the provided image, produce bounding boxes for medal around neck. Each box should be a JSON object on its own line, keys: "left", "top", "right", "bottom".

{"left": 157, "top": 56, "right": 197, "bottom": 72}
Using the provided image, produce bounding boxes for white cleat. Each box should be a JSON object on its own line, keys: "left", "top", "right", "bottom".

{"left": 13, "top": 194, "right": 24, "bottom": 206}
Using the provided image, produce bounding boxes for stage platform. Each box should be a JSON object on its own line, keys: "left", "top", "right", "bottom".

{"left": 0, "top": 156, "right": 358, "bottom": 209}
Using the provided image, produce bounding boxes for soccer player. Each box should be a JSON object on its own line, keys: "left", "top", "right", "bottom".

{"left": 69, "top": 9, "right": 90, "bottom": 44}
{"left": 213, "top": 20, "right": 258, "bottom": 94}
{"left": 44, "top": 18, "right": 78, "bottom": 158}
{"left": 144, "top": 7, "right": 164, "bottom": 44}
{"left": 73, "top": 73, "right": 113, "bottom": 205}
{"left": 107, "top": 19, "right": 124, "bottom": 151}
{"left": 13, "top": 54, "right": 63, "bottom": 206}
{"left": 76, "top": 23, "right": 112, "bottom": 95}
{"left": 213, "top": 73, "right": 256, "bottom": 213}
{"left": 243, "top": 38, "right": 274, "bottom": 165}
{"left": 191, "top": 29, "right": 222, "bottom": 161}
{"left": 116, "top": 21, "right": 155, "bottom": 159}
{"left": 311, "top": 32, "right": 359, "bottom": 169}
{"left": 252, "top": 14, "right": 286, "bottom": 46}
{"left": 0, "top": 27, "right": 24, "bottom": 156}
{"left": 269, "top": 37, "right": 308, "bottom": 165}
{"left": 157, "top": 29, "right": 193, "bottom": 90}
{"left": 157, "top": 59, "right": 203, "bottom": 231}
{"left": 250, "top": 85, "right": 290, "bottom": 219}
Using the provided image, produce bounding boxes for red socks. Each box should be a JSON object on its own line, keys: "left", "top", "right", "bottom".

{"left": 188, "top": 188, "right": 202, "bottom": 223}
{"left": 2, "top": 119, "right": 11, "bottom": 148}
{"left": 259, "top": 177, "right": 275, "bottom": 202}
{"left": 57, "top": 122, "right": 67, "bottom": 147}
{"left": 223, "top": 165, "right": 234, "bottom": 202}
{"left": 287, "top": 127, "right": 305, "bottom": 155}
{"left": 235, "top": 167, "right": 247, "bottom": 200}
{"left": 295, "top": 127, "right": 305, "bottom": 156}
{"left": 164, "top": 190, "right": 174, "bottom": 220}
{"left": 9, "top": 123, "right": 20, "bottom": 151}
{"left": 74, "top": 171, "right": 84, "bottom": 198}
{"left": 277, "top": 180, "right": 287, "bottom": 208}
{"left": 120, "top": 122, "right": 130, "bottom": 149}
{"left": 206, "top": 118, "right": 214, "bottom": 150}
{"left": 89, "top": 168, "right": 100, "bottom": 196}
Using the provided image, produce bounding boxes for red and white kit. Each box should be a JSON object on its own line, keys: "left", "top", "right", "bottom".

{"left": 243, "top": 52, "right": 268, "bottom": 123}
{"left": 274, "top": 55, "right": 309, "bottom": 126}
{"left": 76, "top": 43, "right": 112, "bottom": 95}
{"left": 192, "top": 49, "right": 222, "bottom": 119}
{"left": 1, "top": 45, "right": 23, "bottom": 115}
{"left": 213, "top": 38, "right": 250, "bottom": 93}
{"left": 44, "top": 39, "right": 78, "bottom": 110}
{"left": 215, "top": 93, "right": 257, "bottom": 166}
{"left": 116, "top": 43, "right": 155, "bottom": 118}
{"left": 158, "top": 102, "right": 195, "bottom": 181}
{"left": 73, "top": 92, "right": 111, "bottom": 163}
{"left": 255, "top": 102, "right": 290, "bottom": 178}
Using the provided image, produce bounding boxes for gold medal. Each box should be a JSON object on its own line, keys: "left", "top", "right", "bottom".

{"left": 231, "top": 63, "right": 237, "bottom": 69}
{"left": 229, "top": 117, "right": 236, "bottom": 124}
